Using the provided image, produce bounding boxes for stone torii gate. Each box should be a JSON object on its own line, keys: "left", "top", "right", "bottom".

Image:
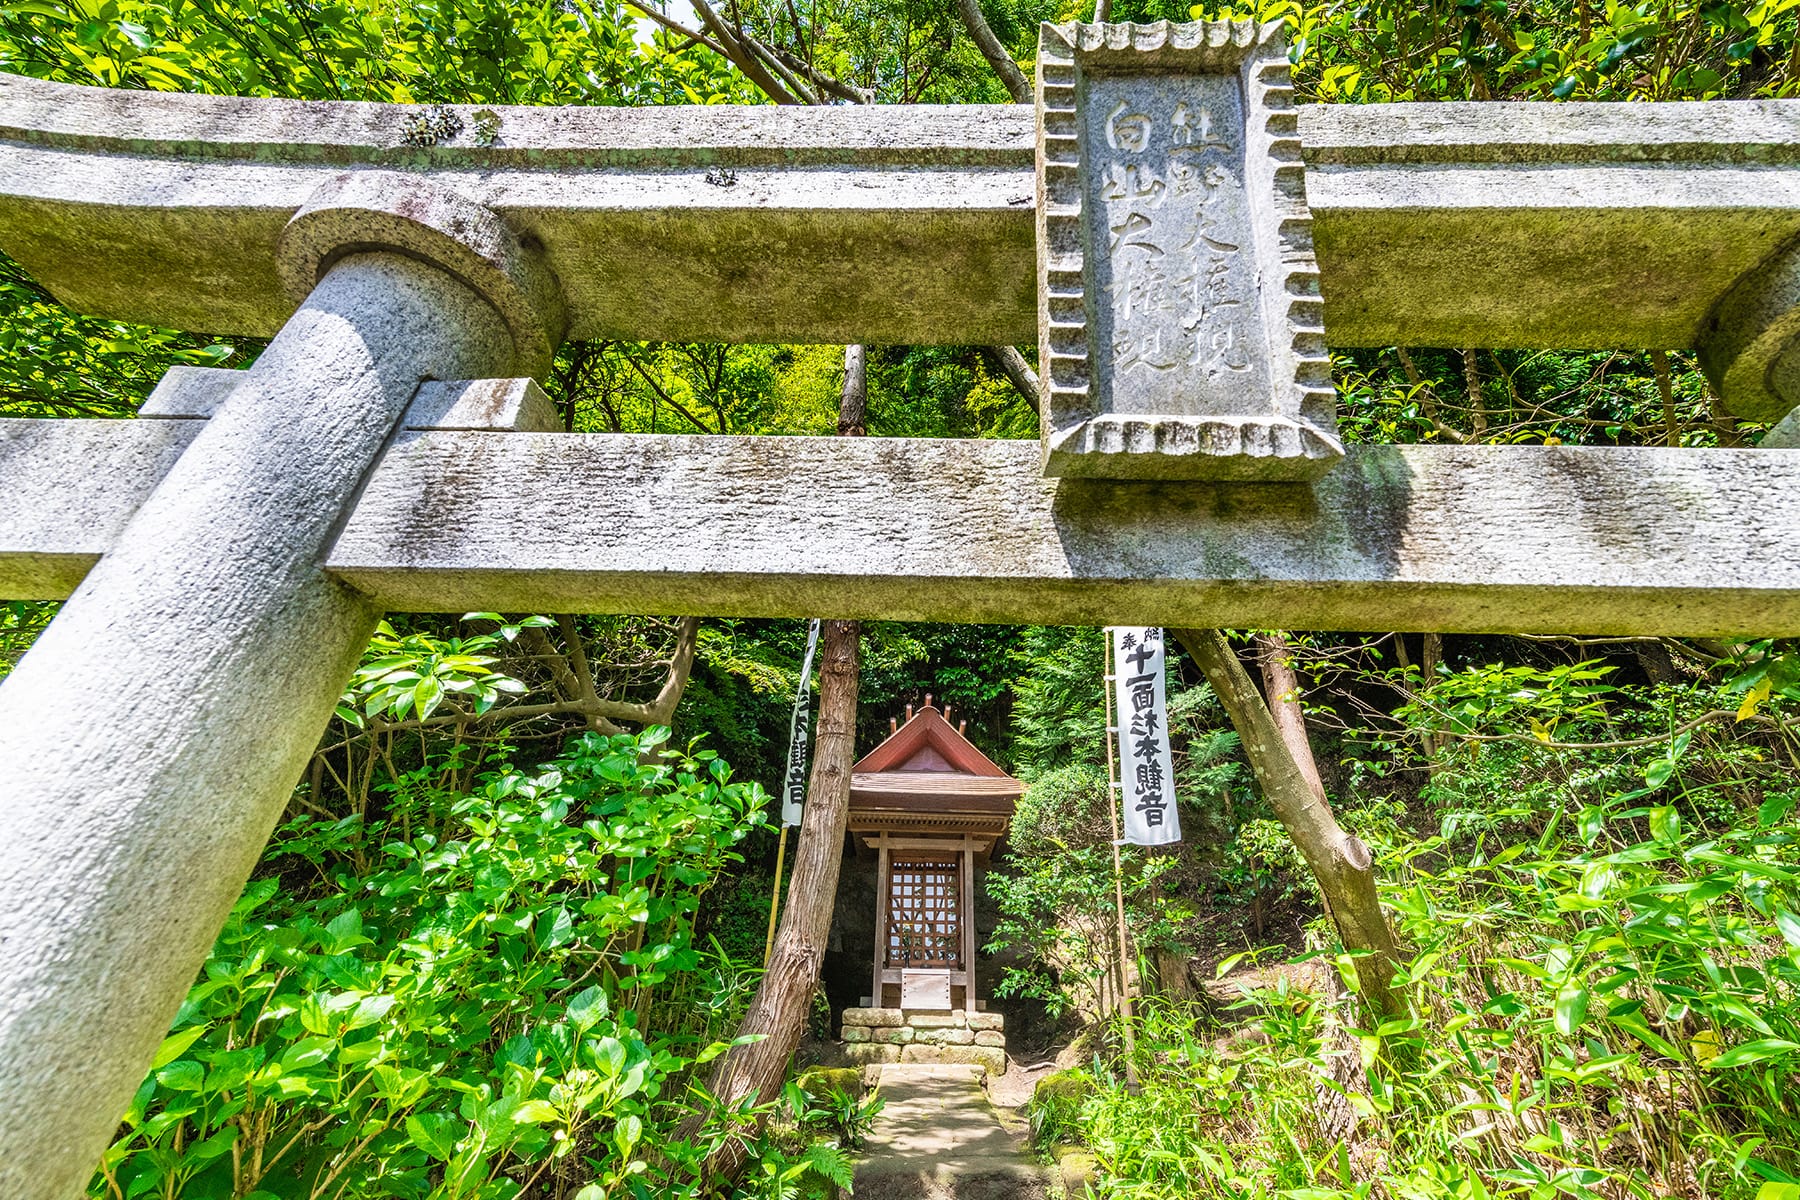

{"left": 5, "top": 17, "right": 1800, "bottom": 1195}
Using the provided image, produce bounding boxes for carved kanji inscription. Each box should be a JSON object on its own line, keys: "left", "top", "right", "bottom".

{"left": 1088, "top": 77, "right": 1268, "bottom": 417}
{"left": 1036, "top": 21, "right": 1342, "bottom": 481}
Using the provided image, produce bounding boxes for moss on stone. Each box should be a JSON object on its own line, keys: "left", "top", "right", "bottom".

{"left": 1032, "top": 1069, "right": 1095, "bottom": 1106}
{"left": 796, "top": 1066, "right": 863, "bottom": 1101}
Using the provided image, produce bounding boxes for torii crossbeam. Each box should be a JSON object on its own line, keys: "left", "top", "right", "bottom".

{"left": 4, "top": 20, "right": 1800, "bottom": 1196}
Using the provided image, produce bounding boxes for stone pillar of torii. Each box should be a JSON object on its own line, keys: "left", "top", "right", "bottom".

{"left": 2, "top": 18, "right": 1800, "bottom": 1194}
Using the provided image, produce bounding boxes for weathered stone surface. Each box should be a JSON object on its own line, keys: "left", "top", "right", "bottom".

{"left": 872, "top": 1027, "right": 915, "bottom": 1045}
{"left": 917, "top": 1027, "right": 977, "bottom": 1046}
{"left": 844, "top": 1044, "right": 902, "bottom": 1066}
{"left": 11, "top": 431, "right": 1800, "bottom": 635}
{"left": 0, "top": 416, "right": 198, "bottom": 598}
{"left": 1036, "top": 21, "right": 1339, "bottom": 481}
{"left": 143, "top": 367, "right": 562, "bottom": 433}
{"left": 8, "top": 72, "right": 1800, "bottom": 356}
{"left": 0, "top": 255, "right": 523, "bottom": 1200}
{"left": 1055, "top": 1146, "right": 1099, "bottom": 1192}
{"left": 277, "top": 171, "right": 565, "bottom": 375}
{"left": 325, "top": 436, "right": 1800, "bottom": 637}
{"left": 1697, "top": 233, "right": 1800, "bottom": 421}
{"left": 974, "top": 1030, "right": 1007, "bottom": 1047}
{"left": 906, "top": 1012, "right": 970, "bottom": 1028}
{"left": 853, "top": 1064, "right": 1050, "bottom": 1200}
{"left": 1300, "top": 100, "right": 1800, "bottom": 353}
{"left": 0, "top": 73, "right": 1036, "bottom": 347}
{"left": 901, "top": 1045, "right": 1009, "bottom": 1076}
{"left": 842, "top": 1007, "right": 906, "bottom": 1027}
{"left": 842, "top": 1025, "right": 872, "bottom": 1043}
{"left": 139, "top": 365, "right": 243, "bottom": 419}
{"left": 967, "top": 1012, "right": 1005, "bottom": 1032}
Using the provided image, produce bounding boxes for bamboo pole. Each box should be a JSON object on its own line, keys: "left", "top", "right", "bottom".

{"left": 762, "top": 824, "right": 788, "bottom": 968}
{"left": 1102, "top": 633, "right": 1141, "bottom": 1089}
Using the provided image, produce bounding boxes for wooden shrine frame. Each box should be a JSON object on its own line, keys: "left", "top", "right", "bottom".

{"left": 865, "top": 834, "right": 992, "bottom": 1013}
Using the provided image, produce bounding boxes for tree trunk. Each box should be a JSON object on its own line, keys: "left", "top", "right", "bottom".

{"left": 839, "top": 344, "right": 868, "bottom": 436}
{"left": 951, "top": 0, "right": 1032, "bottom": 103}
{"left": 1174, "top": 629, "right": 1406, "bottom": 1018}
{"left": 981, "top": 344, "right": 1040, "bottom": 409}
{"left": 1419, "top": 631, "right": 1443, "bottom": 760}
{"left": 702, "top": 617, "right": 860, "bottom": 1173}
{"left": 1255, "top": 633, "right": 1329, "bottom": 802}
{"left": 701, "top": 347, "right": 866, "bottom": 1179}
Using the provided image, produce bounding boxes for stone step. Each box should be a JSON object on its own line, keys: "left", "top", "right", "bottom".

{"left": 853, "top": 1064, "right": 1052, "bottom": 1200}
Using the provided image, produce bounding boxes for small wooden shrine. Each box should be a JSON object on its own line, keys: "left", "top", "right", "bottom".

{"left": 848, "top": 698, "right": 1022, "bottom": 1012}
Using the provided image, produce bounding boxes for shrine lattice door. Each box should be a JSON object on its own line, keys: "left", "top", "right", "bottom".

{"left": 885, "top": 854, "right": 962, "bottom": 970}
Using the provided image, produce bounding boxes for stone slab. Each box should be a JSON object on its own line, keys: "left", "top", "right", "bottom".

{"left": 0, "top": 417, "right": 197, "bottom": 599}
{"left": 872, "top": 1027, "right": 914, "bottom": 1044}
{"left": 842, "top": 1026, "right": 871, "bottom": 1043}
{"left": 844, "top": 1044, "right": 901, "bottom": 1066}
{"left": 1035, "top": 21, "right": 1341, "bottom": 481}
{"left": 916, "top": 1027, "right": 976, "bottom": 1045}
{"left": 974, "top": 1031, "right": 1006, "bottom": 1047}
{"left": 8, "top": 72, "right": 1800, "bottom": 370}
{"left": 905, "top": 1012, "right": 971, "bottom": 1028}
{"left": 842, "top": 1007, "right": 906, "bottom": 1027}
{"left": 0, "top": 74, "right": 1035, "bottom": 347}
{"left": 967, "top": 1012, "right": 1005, "bottom": 1032}
{"left": 10, "top": 424, "right": 1800, "bottom": 636}
{"left": 144, "top": 367, "right": 563, "bottom": 432}
{"left": 1301, "top": 99, "right": 1800, "bottom": 358}
{"left": 901, "top": 1044, "right": 1008, "bottom": 1076}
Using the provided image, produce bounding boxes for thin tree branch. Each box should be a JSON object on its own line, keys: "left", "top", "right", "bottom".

{"left": 982, "top": 344, "right": 1040, "bottom": 407}
{"left": 624, "top": 353, "right": 720, "bottom": 434}
{"left": 951, "top": 0, "right": 1031, "bottom": 103}
{"left": 687, "top": 0, "right": 804, "bottom": 103}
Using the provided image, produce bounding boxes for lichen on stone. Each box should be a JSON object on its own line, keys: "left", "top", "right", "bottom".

{"left": 401, "top": 106, "right": 465, "bottom": 148}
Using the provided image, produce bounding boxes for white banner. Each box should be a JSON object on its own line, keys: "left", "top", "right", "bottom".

{"left": 1110, "top": 626, "right": 1182, "bottom": 847}
{"left": 781, "top": 619, "right": 822, "bottom": 827}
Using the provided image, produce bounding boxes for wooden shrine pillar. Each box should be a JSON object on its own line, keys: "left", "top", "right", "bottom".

{"left": 872, "top": 839, "right": 890, "bottom": 1008}
{"left": 961, "top": 840, "right": 977, "bottom": 1013}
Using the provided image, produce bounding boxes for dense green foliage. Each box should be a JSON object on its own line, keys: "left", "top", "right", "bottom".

{"left": 97, "top": 729, "right": 779, "bottom": 1200}
{"left": 1029, "top": 658, "right": 1800, "bottom": 1198}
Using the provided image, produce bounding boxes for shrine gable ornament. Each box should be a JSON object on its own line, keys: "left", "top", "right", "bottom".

{"left": 1036, "top": 20, "right": 1341, "bottom": 481}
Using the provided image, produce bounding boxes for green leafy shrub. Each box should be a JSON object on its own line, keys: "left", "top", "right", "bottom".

{"left": 93, "top": 729, "right": 770, "bottom": 1200}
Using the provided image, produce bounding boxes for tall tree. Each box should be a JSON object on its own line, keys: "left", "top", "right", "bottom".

{"left": 702, "top": 347, "right": 866, "bottom": 1177}
{"left": 1175, "top": 628, "right": 1405, "bottom": 1017}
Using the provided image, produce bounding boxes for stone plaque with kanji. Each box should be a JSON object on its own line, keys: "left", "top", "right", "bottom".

{"left": 1036, "top": 20, "right": 1341, "bottom": 480}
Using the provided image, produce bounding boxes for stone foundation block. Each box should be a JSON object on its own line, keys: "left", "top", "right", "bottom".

{"left": 872, "top": 1026, "right": 914, "bottom": 1044}
{"left": 844, "top": 1044, "right": 901, "bottom": 1066}
{"left": 967, "top": 1012, "right": 1005, "bottom": 1032}
{"left": 906, "top": 1012, "right": 968, "bottom": 1028}
{"left": 974, "top": 1030, "right": 1006, "bottom": 1047}
{"left": 842, "top": 1007, "right": 905, "bottom": 1028}
{"left": 901, "top": 1044, "right": 1007, "bottom": 1076}
{"left": 842, "top": 1025, "right": 871, "bottom": 1043}
{"left": 916, "top": 1027, "right": 975, "bottom": 1046}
